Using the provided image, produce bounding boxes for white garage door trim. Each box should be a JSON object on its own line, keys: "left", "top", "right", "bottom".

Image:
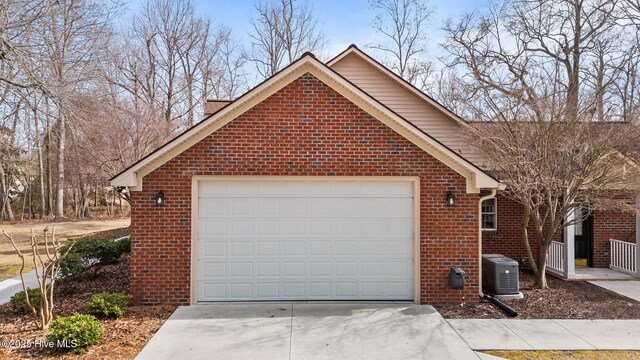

{"left": 190, "top": 176, "right": 421, "bottom": 303}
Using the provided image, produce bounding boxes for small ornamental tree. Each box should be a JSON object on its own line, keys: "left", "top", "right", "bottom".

{"left": 2, "top": 227, "right": 73, "bottom": 330}
{"left": 443, "top": 0, "right": 640, "bottom": 288}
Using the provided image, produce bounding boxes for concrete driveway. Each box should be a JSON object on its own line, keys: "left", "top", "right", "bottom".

{"left": 136, "top": 303, "right": 481, "bottom": 360}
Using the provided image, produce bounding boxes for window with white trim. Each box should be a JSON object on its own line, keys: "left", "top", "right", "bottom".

{"left": 481, "top": 198, "right": 497, "bottom": 231}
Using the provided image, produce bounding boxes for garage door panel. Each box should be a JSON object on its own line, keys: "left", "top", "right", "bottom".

{"left": 309, "top": 283, "right": 331, "bottom": 297}
{"left": 230, "top": 220, "right": 253, "bottom": 236}
{"left": 283, "top": 262, "right": 305, "bottom": 276}
{"left": 230, "top": 283, "right": 252, "bottom": 297}
{"left": 335, "top": 262, "right": 358, "bottom": 276}
{"left": 257, "top": 241, "right": 279, "bottom": 256}
{"left": 309, "top": 220, "right": 332, "bottom": 235}
{"left": 309, "top": 198, "right": 332, "bottom": 216}
{"left": 200, "top": 262, "right": 226, "bottom": 278}
{"left": 361, "top": 241, "right": 385, "bottom": 256}
{"left": 309, "top": 241, "right": 331, "bottom": 255}
{"left": 280, "top": 199, "right": 306, "bottom": 216}
{"left": 282, "top": 220, "right": 306, "bottom": 235}
{"left": 202, "top": 283, "right": 226, "bottom": 299}
{"left": 385, "top": 242, "right": 411, "bottom": 256}
{"left": 231, "top": 198, "right": 253, "bottom": 216}
{"left": 386, "top": 282, "right": 412, "bottom": 297}
{"left": 385, "top": 261, "right": 413, "bottom": 276}
{"left": 359, "top": 220, "right": 388, "bottom": 235}
{"left": 283, "top": 241, "right": 306, "bottom": 255}
{"left": 334, "top": 220, "right": 357, "bottom": 235}
{"left": 252, "top": 199, "right": 278, "bottom": 217}
{"left": 256, "top": 283, "right": 278, "bottom": 297}
{"left": 283, "top": 283, "right": 305, "bottom": 297}
{"left": 229, "top": 262, "right": 253, "bottom": 277}
{"left": 229, "top": 241, "right": 253, "bottom": 256}
{"left": 202, "top": 242, "right": 226, "bottom": 257}
{"left": 255, "top": 220, "right": 279, "bottom": 235}
{"left": 335, "top": 282, "right": 358, "bottom": 297}
{"left": 200, "top": 220, "right": 227, "bottom": 236}
{"left": 309, "top": 262, "right": 331, "bottom": 276}
{"left": 335, "top": 240, "right": 357, "bottom": 255}
{"left": 197, "top": 180, "right": 414, "bottom": 301}
{"left": 199, "top": 199, "right": 228, "bottom": 218}
{"left": 257, "top": 262, "right": 279, "bottom": 276}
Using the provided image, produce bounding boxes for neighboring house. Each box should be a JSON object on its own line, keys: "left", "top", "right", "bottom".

{"left": 111, "top": 45, "right": 638, "bottom": 306}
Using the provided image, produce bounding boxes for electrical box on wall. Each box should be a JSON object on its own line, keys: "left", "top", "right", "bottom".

{"left": 448, "top": 267, "right": 466, "bottom": 290}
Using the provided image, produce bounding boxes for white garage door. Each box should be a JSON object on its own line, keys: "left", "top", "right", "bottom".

{"left": 196, "top": 179, "right": 414, "bottom": 301}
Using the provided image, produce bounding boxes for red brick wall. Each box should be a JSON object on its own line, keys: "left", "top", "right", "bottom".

{"left": 592, "top": 210, "right": 636, "bottom": 267}
{"left": 130, "top": 73, "right": 481, "bottom": 305}
{"left": 483, "top": 195, "right": 637, "bottom": 269}
{"left": 481, "top": 195, "right": 543, "bottom": 266}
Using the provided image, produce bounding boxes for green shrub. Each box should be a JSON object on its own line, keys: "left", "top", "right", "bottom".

{"left": 69, "top": 237, "right": 125, "bottom": 264}
{"left": 10, "top": 288, "right": 41, "bottom": 314}
{"left": 58, "top": 236, "right": 129, "bottom": 280}
{"left": 58, "top": 252, "right": 88, "bottom": 280}
{"left": 117, "top": 237, "right": 131, "bottom": 253}
{"left": 47, "top": 313, "right": 103, "bottom": 353}
{"left": 85, "top": 293, "right": 131, "bottom": 318}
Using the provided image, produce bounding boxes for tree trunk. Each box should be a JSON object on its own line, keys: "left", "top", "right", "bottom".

{"left": 534, "top": 244, "right": 549, "bottom": 289}
{"left": 521, "top": 205, "right": 538, "bottom": 276}
{"left": 34, "top": 102, "right": 46, "bottom": 219}
{"left": 55, "top": 112, "right": 66, "bottom": 218}
{"left": 46, "top": 101, "right": 54, "bottom": 217}
{"left": 20, "top": 182, "right": 26, "bottom": 221}
{"left": 566, "top": 0, "right": 582, "bottom": 123}
{"left": 0, "top": 165, "right": 15, "bottom": 221}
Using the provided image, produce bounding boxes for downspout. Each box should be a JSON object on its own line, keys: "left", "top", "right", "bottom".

{"left": 478, "top": 189, "right": 497, "bottom": 297}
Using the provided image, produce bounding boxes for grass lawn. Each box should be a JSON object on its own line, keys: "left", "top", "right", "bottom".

{"left": 486, "top": 350, "right": 640, "bottom": 359}
{"left": 0, "top": 218, "right": 130, "bottom": 281}
{"left": 0, "top": 265, "right": 29, "bottom": 280}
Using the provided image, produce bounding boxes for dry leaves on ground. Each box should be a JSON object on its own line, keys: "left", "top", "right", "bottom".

{"left": 436, "top": 271, "right": 640, "bottom": 319}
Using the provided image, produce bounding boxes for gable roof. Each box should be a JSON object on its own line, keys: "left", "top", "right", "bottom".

{"left": 111, "top": 51, "right": 502, "bottom": 193}
{"left": 328, "top": 45, "right": 468, "bottom": 125}
{"left": 328, "top": 45, "right": 489, "bottom": 168}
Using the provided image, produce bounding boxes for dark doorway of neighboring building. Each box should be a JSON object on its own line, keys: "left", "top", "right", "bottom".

{"left": 574, "top": 214, "right": 594, "bottom": 267}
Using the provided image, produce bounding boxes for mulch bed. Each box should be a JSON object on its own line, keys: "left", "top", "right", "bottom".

{"left": 0, "top": 251, "right": 176, "bottom": 359}
{"left": 436, "top": 271, "right": 640, "bottom": 319}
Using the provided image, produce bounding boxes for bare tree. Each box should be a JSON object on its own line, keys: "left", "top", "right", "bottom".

{"left": 248, "top": 0, "right": 325, "bottom": 79}
{"left": 368, "top": 0, "right": 433, "bottom": 86}
{"left": 21, "top": 0, "right": 116, "bottom": 218}
{"left": 3, "top": 228, "right": 73, "bottom": 330}
{"left": 623, "top": 0, "right": 640, "bottom": 26}
{"left": 201, "top": 31, "right": 248, "bottom": 101}
{"left": 444, "top": 0, "right": 640, "bottom": 288}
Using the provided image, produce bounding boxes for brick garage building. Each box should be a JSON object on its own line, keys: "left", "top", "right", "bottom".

{"left": 112, "top": 47, "right": 503, "bottom": 305}
{"left": 113, "top": 45, "right": 639, "bottom": 305}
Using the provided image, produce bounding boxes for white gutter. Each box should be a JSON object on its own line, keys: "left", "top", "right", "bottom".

{"left": 478, "top": 189, "right": 497, "bottom": 296}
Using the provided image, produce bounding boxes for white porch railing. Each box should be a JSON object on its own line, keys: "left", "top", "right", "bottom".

{"left": 610, "top": 239, "right": 637, "bottom": 275}
{"left": 546, "top": 241, "right": 565, "bottom": 273}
